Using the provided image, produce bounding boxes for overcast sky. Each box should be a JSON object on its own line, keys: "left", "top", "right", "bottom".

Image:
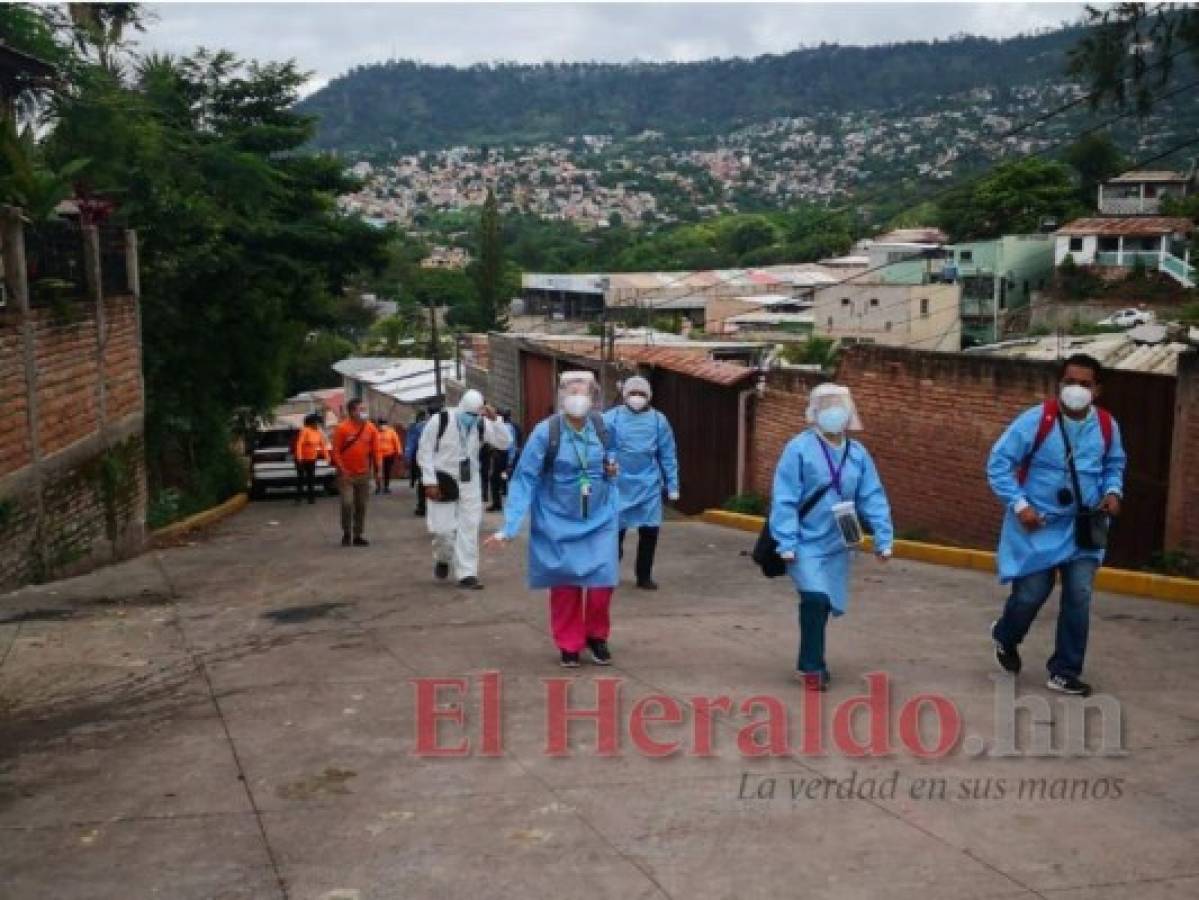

{"left": 138, "top": 2, "right": 1088, "bottom": 95}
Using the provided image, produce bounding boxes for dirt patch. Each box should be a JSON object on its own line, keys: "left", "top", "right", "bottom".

{"left": 277, "top": 766, "right": 358, "bottom": 800}
{"left": 262, "top": 602, "right": 351, "bottom": 625}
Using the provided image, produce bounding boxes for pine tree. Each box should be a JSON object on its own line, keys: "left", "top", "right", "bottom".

{"left": 472, "top": 188, "right": 508, "bottom": 332}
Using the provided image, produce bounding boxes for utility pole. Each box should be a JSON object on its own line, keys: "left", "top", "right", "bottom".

{"left": 429, "top": 298, "right": 442, "bottom": 399}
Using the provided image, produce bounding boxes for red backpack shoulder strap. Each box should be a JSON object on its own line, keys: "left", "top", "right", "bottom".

{"left": 1016, "top": 399, "right": 1058, "bottom": 485}
{"left": 1096, "top": 407, "right": 1113, "bottom": 454}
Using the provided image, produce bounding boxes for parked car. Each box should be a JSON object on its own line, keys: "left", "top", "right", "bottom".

{"left": 1098, "top": 308, "right": 1156, "bottom": 328}
{"left": 248, "top": 421, "right": 337, "bottom": 500}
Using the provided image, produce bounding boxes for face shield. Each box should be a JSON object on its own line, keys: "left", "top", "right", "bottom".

{"left": 559, "top": 371, "right": 600, "bottom": 418}
{"left": 805, "top": 384, "right": 863, "bottom": 433}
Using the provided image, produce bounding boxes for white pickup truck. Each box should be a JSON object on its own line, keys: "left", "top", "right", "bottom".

{"left": 249, "top": 422, "right": 337, "bottom": 500}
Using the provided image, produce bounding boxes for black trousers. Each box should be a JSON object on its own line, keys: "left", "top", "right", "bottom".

{"left": 411, "top": 464, "right": 426, "bottom": 514}
{"left": 380, "top": 454, "right": 397, "bottom": 490}
{"left": 295, "top": 461, "right": 318, "bottom": 502}
{"left": 488, "top": 453, "right": 507, "bottom": 509}
{"left": 619, "top": 526, "right": 660, "bottom": 582}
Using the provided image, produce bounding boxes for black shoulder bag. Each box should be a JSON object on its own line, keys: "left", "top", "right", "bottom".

{"left": 752, "top": 439, "right": 851, "bottom": 577}
{"left": 1057, "top": 414, "right": 1110, "bottom": 552}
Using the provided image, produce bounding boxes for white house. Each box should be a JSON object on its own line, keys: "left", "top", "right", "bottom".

{"left": 1054, "top": 217, "right": 1194, "bottom": 287}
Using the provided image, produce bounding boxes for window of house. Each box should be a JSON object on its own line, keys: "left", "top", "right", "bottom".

{"left": 827, "top": 316, "right": 833, "bottom": 329}
{"left": 841, "top": 297, "right": 851, "bottom": 307}
{"left": 1069, "top": 237, "right": 1083, "bottom": 252}
{"left": 869, "top": 298, "right": 880, "bottom": 308}
{"left": 884, "top": 320, "right": 892, "bottom": 331}
{"left": 1145, "top": 185, "right": 1158, "bottom": 198}
{"left": 919, "top": 298, "right": 930, "bottom": 318}
{"left": 959, "top": 250, "right": 973, "bottom": 262}
{"left": 1098, "top": 237, "right": 1119, "bottom": 253}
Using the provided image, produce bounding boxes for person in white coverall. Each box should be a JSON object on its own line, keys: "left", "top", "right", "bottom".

{"left": 417, "top": 389, "right": 512, "bottom": 590}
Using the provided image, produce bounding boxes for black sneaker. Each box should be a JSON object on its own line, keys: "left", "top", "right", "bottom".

{"left": 434, "top": 562, "right": 450, "bottom": 580}
{"left": 341, "top": 534, "right": 351, "bottom": 547}
{"left": 636, "top": 579, "right": 659, "bottom": 591}
{"left": 353, "top": 537, "right": 370, "bottom": 547}
{"left": 991, "top": 619, "right": 1021, "bottom": 674}
{"left": 587, "top": 638, "right": 612, "bottom": 666}
{"left": 1047, "top": 674, "right": 1092, "bottom": 697}
{"left": 458, "top": 576, "right": 484, "bottom": 590}
{"left": 560, "top": 651, "right": 581, "bottom": 668}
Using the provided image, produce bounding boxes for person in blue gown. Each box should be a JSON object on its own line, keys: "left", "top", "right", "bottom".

{"left": 987, "top": 353, "right": 1126, "bottom": 697}
{"left": 486, "top": 372, "right": 621, "bottom": 668}
{"left": 769, "top": 383, "right": 894, "bottom": 690}
{"left": 603, "top": 376, "right": 680, "bottom": 590}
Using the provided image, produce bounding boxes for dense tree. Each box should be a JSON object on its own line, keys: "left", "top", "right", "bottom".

{"left": 1062, "top": 131, "right": 1127, "bottom": 204}
{"left": 936, "top": 159, "right": 1082, "bottom": 241}
{"left": 464, "top": 189, "right": 509, "bottom": 332}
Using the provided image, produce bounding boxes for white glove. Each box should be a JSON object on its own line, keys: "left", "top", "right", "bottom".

{"left": 668, "top": 492, "right": 680, "bottom": 502}
{"left": 779, "top": 550, "right": 796, "bottom": 562}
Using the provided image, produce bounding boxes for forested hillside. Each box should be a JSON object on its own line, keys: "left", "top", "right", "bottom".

{"left": 300, "top": 28, "right": 1084, "bottom": 151}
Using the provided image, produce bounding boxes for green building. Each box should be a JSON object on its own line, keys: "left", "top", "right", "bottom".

{"left": 947, "top": 236, "right": 1055, "bottom": 345}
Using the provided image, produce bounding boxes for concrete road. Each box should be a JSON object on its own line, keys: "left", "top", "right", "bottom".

{"left": 2, "top": 487, "right": 1198, "bottom": 900}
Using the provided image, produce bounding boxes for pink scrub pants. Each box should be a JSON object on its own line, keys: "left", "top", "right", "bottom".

{"left": 548, "top": 586, "right": 613, "bottom": 652}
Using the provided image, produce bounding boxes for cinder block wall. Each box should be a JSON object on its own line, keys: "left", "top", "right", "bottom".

{"left": 0, "top": 293, "right": 147, "bottom": 592}
{"left": 1165, "top": 352, "right": 1199, "bottom": 556}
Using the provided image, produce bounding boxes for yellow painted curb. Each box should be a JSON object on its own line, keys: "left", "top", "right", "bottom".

{"left": 700, "top": 509, "right": 1199, "bottom": 606}
{"left": 152, "top": 493, "right": 249, "bottom": 546}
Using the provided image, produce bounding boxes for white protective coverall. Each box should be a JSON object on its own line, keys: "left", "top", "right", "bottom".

{"left": 418, "top": 397, "right": 512, "bottom": 579}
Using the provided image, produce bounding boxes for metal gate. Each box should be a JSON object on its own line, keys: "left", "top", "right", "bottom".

{"left": 649, "top": 370, "right": 747, "bottom": 516}
{"left": 520, "top": 352, "right": 556, "bottom": 437}
{"left": 1098, "top": 370, "right": 1175, "bottom": 568}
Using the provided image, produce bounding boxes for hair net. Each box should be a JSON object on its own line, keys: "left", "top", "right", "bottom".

{"left": 558, "top": 370, "right": 601, "bottom": 412}
{"left": 460, "top": 389, "right": 485, "bottom": 413}
{"left": 805, "top": 383, "right": 863, "bottom": 431}
{"left": 622, "top": 375, "right": 652, "bottom": 399}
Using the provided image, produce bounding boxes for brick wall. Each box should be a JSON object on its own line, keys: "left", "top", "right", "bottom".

{"left": 0, "top": 289, "right": 147, "bottom": 592}
{"left": 747, "top": 346, "right": 1056, "bottom": 548}
{"left": 1165, "top": 352, "right": 1199, "bottom": 556}
{"left": 747, "top": 369, "right": 827, "bottom": 496}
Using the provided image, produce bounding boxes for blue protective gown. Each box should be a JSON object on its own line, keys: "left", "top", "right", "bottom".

{"left": 987, "top": 405, "right": 1126, "bottom": 583}
{"left": 602, "top": 405, "right": 680, "bottom": 529}
{"left": 769, "top": 429, "right": 894, "bottom": 615}
{"left": 500, "top": 415, "right": 620, "bottom": 589}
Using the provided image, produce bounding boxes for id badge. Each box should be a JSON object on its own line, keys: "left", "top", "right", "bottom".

{"left": 831, "top": 500, "right": 863, "bottom": 547}
{"left": 459, "top": 459, "right": 472, "bottom": 483}
{"left": 580, "top": 480, "right": 592, "bottom": 518}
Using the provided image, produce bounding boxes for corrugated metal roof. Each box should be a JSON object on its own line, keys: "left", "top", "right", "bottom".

{"left": 1107, "top": 170, "right": 1190, "bottom": 184}
{"left": 1055, "top": 217, "right": 1193, "bottom": 236}
{"left": 533, "top": 340, "right": 757, "bottom": 386}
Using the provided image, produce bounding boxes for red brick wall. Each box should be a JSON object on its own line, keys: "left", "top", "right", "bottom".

{"left": 0, "top": 316, "right": 31, "bottom": 478}
{"left": 747, "top": 369, "right": 827, "bottom": 496}
{"left": 1165, "top": 352, "right": 1199, "bottom": 556}
{"left": 0, "top": 293, "right": 146, "bottom": 590}
{"left": 34, "top": 309, "right": 101, "bottom": 455}
{"left": 103, "top": 296, "right": 142, "bottom": 421}
{"left": 748, "top": 347, "right": 1055, "bottom": 548}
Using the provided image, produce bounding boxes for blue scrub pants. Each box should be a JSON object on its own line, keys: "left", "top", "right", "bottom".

{"left": 797, "top": 592, "right": 831, "bottom": 675}
{"left": 993, "top": 557, "right": 1098, "bottom": 678}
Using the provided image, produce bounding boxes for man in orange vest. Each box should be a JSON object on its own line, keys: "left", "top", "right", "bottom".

{"left": 375, "top": 418, "right": 403, "bottom": 495}
{"left": 331, "top": 399, "right": 379, "bottom": 546}
{"left": 293, "top": 413, "right": 330, "bottom": 505}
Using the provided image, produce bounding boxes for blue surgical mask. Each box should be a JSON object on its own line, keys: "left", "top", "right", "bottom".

{"left": 459, "top": 411, "right": 478, "bottom": 429}
{"left": 816, "top": 407, "right": 851, "bottom": 435}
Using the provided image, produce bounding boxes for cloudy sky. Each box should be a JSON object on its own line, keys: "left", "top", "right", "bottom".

{"left": 138, "top": 2, "right": 1087, "bottom": 95}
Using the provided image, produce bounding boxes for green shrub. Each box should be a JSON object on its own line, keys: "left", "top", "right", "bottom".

{"left": 722, "top": 493, "right": 767, "bottom": 516}
{"left": 1146, "top": 550, "right": 1199, "bottom": 579}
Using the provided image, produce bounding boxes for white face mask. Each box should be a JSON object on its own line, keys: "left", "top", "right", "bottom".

{"left": 563, "top": 394, "right": 592, "bottom": 417}
{"left": 1060, "top": 384, "right": 1093, "bottom": 412}
{"left": 626, "top": 395, "right": 649, "bottom": 411}
{"left": 355, "top": 409, "right": 369, "bottom": 422}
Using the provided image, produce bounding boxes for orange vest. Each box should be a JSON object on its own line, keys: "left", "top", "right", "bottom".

{"left": 331, "top": 419, "right": 379, "bottom": 476}
{"left": 377, "top": 425, "right": 402, "bottom": 458}
{"left": 294, "top": 425, "right": 329, "bottom": 463}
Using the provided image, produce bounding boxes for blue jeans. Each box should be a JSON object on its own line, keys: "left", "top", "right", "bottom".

{"left": 993, "top": 557, "right": 1099, "bottom": 678}
{"left": 797, "top": 592, "right": 831, "bottom": 674}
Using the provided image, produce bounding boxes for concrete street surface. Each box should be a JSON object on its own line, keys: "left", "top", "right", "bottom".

{"left": 2, "top": 487, "right": 1198, "bottom": 900}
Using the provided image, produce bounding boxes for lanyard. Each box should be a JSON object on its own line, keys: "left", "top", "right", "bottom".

{"left": 566, "top": 425, "right": 592, "bottom": 485}
{"left": 818, "top": 437, "right": 849, "bottom": 499}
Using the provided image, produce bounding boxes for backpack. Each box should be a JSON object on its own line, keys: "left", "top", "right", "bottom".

{"left": 542, "top": 412, "right": 614, "bottom": 474}
{"left": 434, "top": 410, "right": 485, "bottom": 453}
{"left": 1015, "top": 399, "right": 1113, "bottom": 485}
